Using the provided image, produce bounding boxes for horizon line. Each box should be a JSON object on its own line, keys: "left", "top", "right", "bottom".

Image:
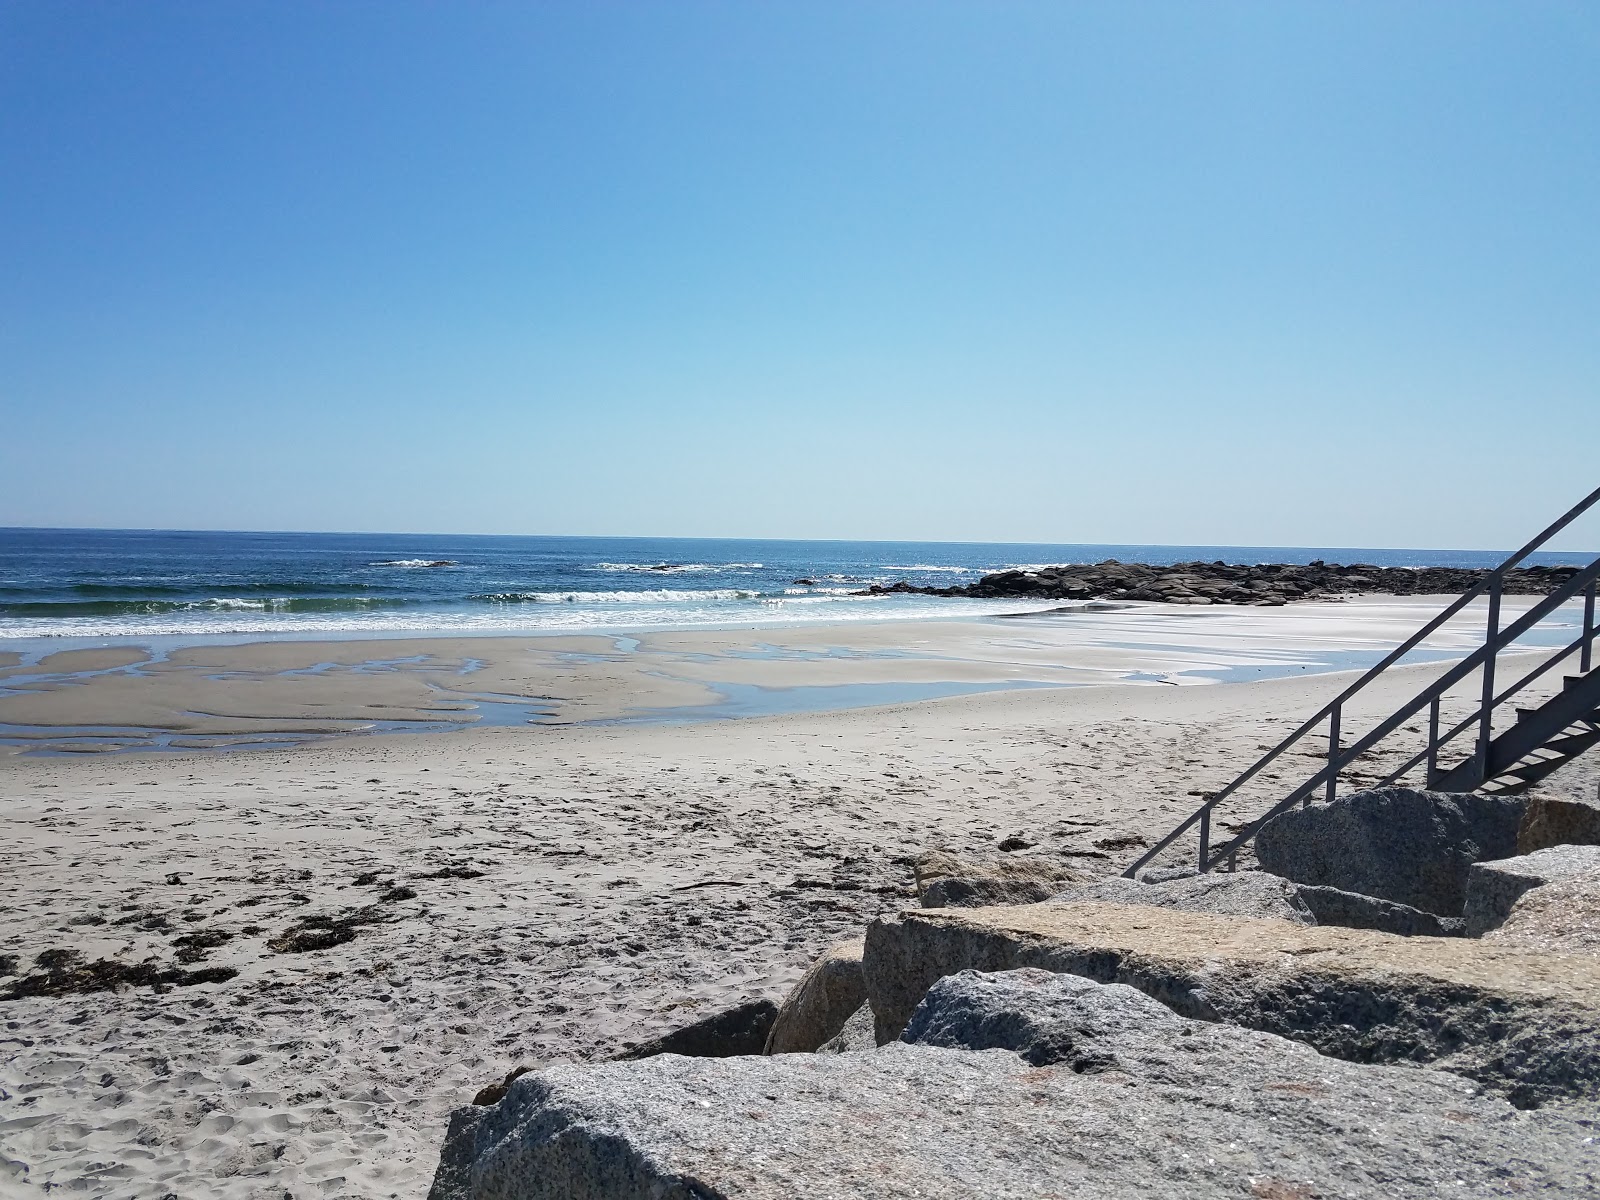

{"left": 1, "top": 524, "right": 1595, "bottom": 558}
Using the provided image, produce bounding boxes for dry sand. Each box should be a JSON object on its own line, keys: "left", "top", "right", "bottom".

{"left": 0, "top": 597, "right": 1588, "bottom": 1197}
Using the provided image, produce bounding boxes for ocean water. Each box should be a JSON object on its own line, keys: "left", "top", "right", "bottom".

{"left": 1, "top": 527, "right": 1592, "bottom": 644}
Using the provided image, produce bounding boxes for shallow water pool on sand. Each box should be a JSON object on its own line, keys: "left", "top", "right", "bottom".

{"left": 586, "top": 678, "right": 1066, "bottom": 725}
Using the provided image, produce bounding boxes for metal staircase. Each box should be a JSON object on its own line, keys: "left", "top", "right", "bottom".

{"left": 1437, "top": 671, "right": 1600, "bottom": 794}
{"left": 1123, "top": 486, "right": 1600, "bottom": 879}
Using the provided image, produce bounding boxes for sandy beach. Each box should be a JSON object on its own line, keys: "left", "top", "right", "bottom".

{"left": 0, "top": 597, "right": 1589, "bottom": 1197}
{"left": 0, "top": 595, "right": 1571, "bottom": 750}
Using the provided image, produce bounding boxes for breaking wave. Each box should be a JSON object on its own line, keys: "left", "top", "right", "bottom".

{"left": 0, "top": 596, "right": 417, "bottom": 618}
{"left": 590, "top": 562, "right": 764, "bottom": 574}
{"left": 470, "top": 588, "right": 764, "bottom": 604}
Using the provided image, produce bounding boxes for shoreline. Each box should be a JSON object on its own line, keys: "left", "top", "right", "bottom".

{"left": 0, "top": 593, "right": 1584, "bottom": 757}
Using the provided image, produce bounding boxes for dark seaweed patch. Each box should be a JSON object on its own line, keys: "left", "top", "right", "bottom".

{"left": 172, "top": 929, "right": 233, "bottom": 964}
{"left": 2, "top": 949, "right": 236, "bottom": 999}
{"left": 419, "top": 866, "right": 486, "bottom": 880}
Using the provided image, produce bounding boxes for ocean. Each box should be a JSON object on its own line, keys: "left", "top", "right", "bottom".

{"left": 1, "top": 527, "right": 1592, "bottom": 645}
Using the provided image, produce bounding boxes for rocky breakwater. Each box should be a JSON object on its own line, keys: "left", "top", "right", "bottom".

{"left": 431, "top": 787, "right": 1600, "bottom": 1197}
{"left": 859, "top": 560, "right": 1580, "bottom": 606}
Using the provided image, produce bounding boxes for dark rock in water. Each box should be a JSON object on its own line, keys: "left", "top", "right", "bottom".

{"left": 863, "top": 899, "right": 1600, "bottom": 1106}
{"left": 611, "top": 997, "right": 777, "bottom": 1060}
{"left": 1052, "top": 870, "right": 1314, "bottom": 924}
{"left": 791, "top": 578, "right": 816, "bottom": 586}
{"left": 1464, "top": 845, "right": 1600, "bottom": 937}
{"left": 855, "top": 559, "right": 1580, "bottom": 606}
{"left": 1255, "top": 787, "right": 1524, "bottom": 916}
{"left": 1295, "top": 884, "right": 1465, "bottom": 937}
{"left": 428, "top": 971, "right": 1599, "bottom": 1199}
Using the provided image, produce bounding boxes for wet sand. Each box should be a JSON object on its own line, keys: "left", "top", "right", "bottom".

{"left": 0, "top": 595, "right": 1565, "bottom": 754}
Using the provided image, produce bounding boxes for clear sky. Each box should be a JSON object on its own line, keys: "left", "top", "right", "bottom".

{"left": 3, "top": 2, "right": 1597, "bottom": 549}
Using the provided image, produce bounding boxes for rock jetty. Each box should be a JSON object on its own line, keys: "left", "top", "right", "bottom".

{"left": 432, "top": 786, "right": 1600, "bottom": 1197}
{"left": 859, "top": 560, "right": 1579, "bottom": 605}
{"left": 430, "top": 971, "right": 1599, "bottom": 1199}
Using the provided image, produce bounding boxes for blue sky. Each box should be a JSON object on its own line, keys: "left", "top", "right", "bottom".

{"left": 3, "top": 2, "right": 1597, "bottom": 548}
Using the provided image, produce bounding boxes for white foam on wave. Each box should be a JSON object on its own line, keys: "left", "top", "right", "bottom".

{"left": 473, "top": 588, "right": 762, "bottom": 604}
{"left": 590, "top": 562, "right": 763, "bottom": 574}
{"left": 368, "top": 559, "right": 460, "bottom": 568}
{"left": 0, "top": 594, "right": 1075, "bottom": 640}
{"left": 880, "top": 564, "right": 978, "bottom": 574}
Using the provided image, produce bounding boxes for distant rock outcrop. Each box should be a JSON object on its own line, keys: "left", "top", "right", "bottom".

{"left": 858, "top": 560, "right": 1579, "bottom": 606}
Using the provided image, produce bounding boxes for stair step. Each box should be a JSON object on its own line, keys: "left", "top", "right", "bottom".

{"left": 1540, "top": 731, "right": 1600, "bottom": 757}
{"left": 1502, "top": 759, "right": 1568, "bottom": 781}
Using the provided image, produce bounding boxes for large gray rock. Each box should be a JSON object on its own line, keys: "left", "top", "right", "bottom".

{"left": 1465, "top": 845, "right": 1600, "bottom": 937}
{"left": 919, "top": 875, "right": 1058, "bottom": 907}
{"left": 914, "top": 848, "right": 1084, "bottom": 909}
{"left": 612, "top": 998, "right": 777, "bottom": 1061}
{"left": 1518, "top": 791, "right": 1600, "bottom": 854}
{"left": 816, "top": 1002, "right": 876, "bottom": 1053}
{"left": 862, "top": 899, "right": 1600, "bottom": 1106}
{"left": 1053, "top": 869, "right": 1314, "bottom": 924}
{"left": 1487, "top": 873, "right": 1600, "bottom": 956}
{"left": 764, "top": 938, "right": 865, "bottom": 1054}
{"left": 430, "top": 975, "right": 1600, "bottom": 1199}
{"left": 1255, "top": 786, "right": 1524, "bottom": 915}
{"left": 1296, "top": 884, "right": 1465, "bottom": 936}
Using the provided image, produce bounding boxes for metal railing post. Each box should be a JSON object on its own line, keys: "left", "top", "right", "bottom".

{"left": 1118, "top": 485, "right": 1600, "bottom": 881}
{"left": 1324, "top": 703, "right": 1342, "bottom": 804}
{"left": 1584, "top": 581, "right": 1596, "bottom": 675}
{"left": 1476, "top": 577, "right": 1502, "bottom": 786}
{"left": 1426, "top": 696, "right": 1441, "bottom": 788}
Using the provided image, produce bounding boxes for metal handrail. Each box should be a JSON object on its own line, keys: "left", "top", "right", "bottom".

{"left": 1142, "top": 559, "right": 1600, "bottom": 875}
{"left": 1195, "top": 566, "right": 1599, "bottom": 872}
{"left": 1123, "top": 484, "right": 1600, "bottom": 879}
{"left": 1375, "top": 630, "right": 1594, "bottom": 789}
